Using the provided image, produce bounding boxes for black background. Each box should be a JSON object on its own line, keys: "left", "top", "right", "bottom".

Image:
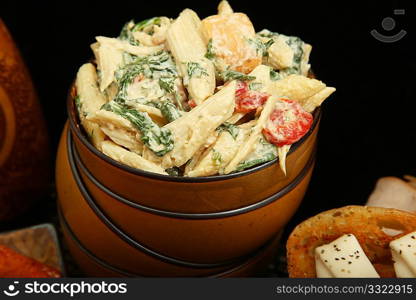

{"left": 1, "top": 1, "right": 415, "bottom": 239}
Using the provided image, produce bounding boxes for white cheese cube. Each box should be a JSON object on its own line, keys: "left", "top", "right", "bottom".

{"left": 315, "top": 234, "right": 380, "bottom": 278}
{"left": 390, "top": 231, "right": 416, "bottom": 278}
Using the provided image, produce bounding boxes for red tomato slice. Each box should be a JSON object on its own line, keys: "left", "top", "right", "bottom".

{"left": 235, "top": 81, "right": 269, "bottom": 113}
{"left": 263, "top": 98, "right": 313, "bottom": 147}
{"left": 188, "top": 99, "right": 197, "bottom": 108}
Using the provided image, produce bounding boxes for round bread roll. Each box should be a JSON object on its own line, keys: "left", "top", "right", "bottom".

{"left": 286, "top": 205, "right": 416, "bottom": 278}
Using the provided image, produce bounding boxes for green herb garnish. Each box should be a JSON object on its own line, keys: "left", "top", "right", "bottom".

{"left": 159, "top": 101, "right": 182, "bottom": 122}
{"left": 270, "top": 69, "right": 281, "bottom": 81}
{"left": 211, "top": 149, "right": 223, "bottom": 166}
{"left": 205, "top": 39, "right": 216, "bottom": 60}
{"left": 236, "top": 138, "right": 277, "bottom": 171}
{"left": 186, "top": 62, "right": 208, "bottom": 78}
{"left": 247, "top": 37, "right": 272, "bottom": 57}
{"left": 220, "top": 69, "right": 255, "bottom": 82}
{"left": 132, "top": 17, "right": 161, "bottom": 33}
{"left": 249, "top": 82, "right": 262, "bottom": 91}
{"left": 165, "top": 167, "right": 181, "bottom": 176}
{"left": 119, "top": 20, "right": 140, "bottom": 46}
{"left": 216, "top": 122, "right": 240, "bottom": 140}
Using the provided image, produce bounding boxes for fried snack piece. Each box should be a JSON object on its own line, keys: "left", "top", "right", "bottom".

{"left": 0, "top": 245, "right": 61, "bottom": 278}
{"left": 286, "top": 206, "right": 416, "bottom": 278}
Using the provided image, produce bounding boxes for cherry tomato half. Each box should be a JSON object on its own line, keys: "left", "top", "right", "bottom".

{"left": 235, "top": 81, "right": 269, "bottom": 113}
{"left": 263, "top": 98, "right": 313, "bottom": 147}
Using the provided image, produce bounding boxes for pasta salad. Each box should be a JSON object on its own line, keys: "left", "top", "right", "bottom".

{"left": 74, "top": 0, "right": 335, "bottom": 177}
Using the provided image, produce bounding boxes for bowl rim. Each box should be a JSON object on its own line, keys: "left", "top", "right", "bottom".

{"left": 59, "top": 206, "right": 282, "bottom": 276}
{"left": 67, "top": 86, "right": 321, "bottom": 183}
{"left": 69, "top": 130, "right": 316, "bottom": 219}
{"left": 67, "top": 132, "right": 314, "bottom": 267}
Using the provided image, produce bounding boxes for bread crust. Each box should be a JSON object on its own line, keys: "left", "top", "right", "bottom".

{"left": 286, "top": 205, "right": 416, "bottom": 278}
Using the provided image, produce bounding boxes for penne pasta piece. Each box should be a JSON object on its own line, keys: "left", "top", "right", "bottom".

{"left": 132, "top": 31, "right": 154, "bottom": 46}
{"left": 226, "top": 112, "right": 246, "bottom": 124}
{"left": 167, "top": 9, "right": 216, "bottom": 105}
{"left": 223, "top": 95, "right": 278, "bottom": 174}
{"left": 300, "top": 44, "right": 312, "bottom": 76}
{"left": 266, "top": 37, "right": 294, "bottom": 70}
{"left": 101, "top": 140, "right": 167, "bottom": 175}
{"left": 87, "top": 110, "right": 144, "bottom": 155}
{"left": 247, "top": 64, "right": 273, "bottom": 92}
{"left": 267, "top": 74, "right": 326, "bottom": 102}
{"left": 183, "top": 130, "right": 221, "bottom": 175}
{"left": 277, "top": 145, "right": 291, "bottom": 175}
{"left": 301, "top": 87, "right": 336, "bottom": 113}
{"left": 75, "top": 63, "right": 107, "bottom": 150}
{"left": 218, "top": 0, "right": 234, "bottom": 15}
{"left": 186, "top": 121, "right": 254, "bottom": 177}
{"left": 180, "top": 8, "right": 203, "bottom": 31}
{"left": 91, "top": 41, "right": 124, "bottom": 92}
{"left": 96, "top": 36, "right": 164, "bottom": 57}
{"left": 143, "top": 81, "right": 237, "bottom": 168}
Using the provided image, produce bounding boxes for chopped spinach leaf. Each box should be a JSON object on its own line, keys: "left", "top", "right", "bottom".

{"left": 270, "top": 69, "right": 281, "bottom": 81}
{"left": 165, "top": 167, "right": 181, "bottom": 176}
{"left": 158, "top": 77, "right": 176, "bottom": 94}
{"left": 211, "top": 149, "right": 223, "bottom": 166}
{"left": 159, "top": 101, "right": 182, "bottom": 122}
{"left": 220, "top": 69, "right": 255, "bottom": 82}
{"left": 186, "top": 62, "right": 208, "bottom": 78}
{"left": 216, "top": 122, "right": 240, "bottom": 140}
{"left": 75, "top": 95, "right": 82, "bottom": 111}
{"left": 132, "top": 17, "right": 161, "bottom": 32}
{"left": 249, "top": 82, "right": 262, "bottom": 91}
{"left": 247, "top": 37, "right": 272, "bottom": 57}
{"left": 205, "top": 39, "right": 216, "bottom": 60}
{"left": 236, "top": 152, "right": 276, "bottom": 171}
{"left": 119, "top": 20, "right": 140, "bottom": 46}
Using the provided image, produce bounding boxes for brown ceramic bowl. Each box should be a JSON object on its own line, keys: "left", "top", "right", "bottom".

{"left": 59, "top": 205, "right": 282, "bottom": 277}
{"left": 57, "top": 121, "right": 315, "bottom": 272}
{"left": 67, "top": 85, "right": 320, "bottom": 213}
{"left": 57, "top": 78, "right": 320, "bottom": 271}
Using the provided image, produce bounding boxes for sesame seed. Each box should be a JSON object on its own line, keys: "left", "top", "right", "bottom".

{"left": 341, "top": 257, "right": 346, "bottom": 260}
{"left": 411, "top": 236, "right": 415, "bottom": 239}
{"left": 348, "top": 261, "right": 352, "bottom": 264}
{"left": 400, "top": 250, "right": 402, "bottom": 255}
{"left": 335, "top": 258, "right": 339, "bottom": 261}
{"left": 408, "top": 245, "right": 412, "bottom": 247}
{"left": 321, "top": 249, "right": 325, "bottom": 254}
